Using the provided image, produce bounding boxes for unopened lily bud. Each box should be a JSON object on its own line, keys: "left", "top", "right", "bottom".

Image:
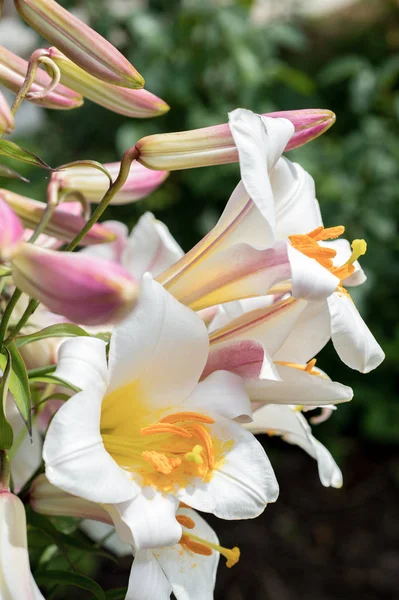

{"left": 136, "top": 108, "right": 336, "bottom": 171}
{"left": 0, "top": 45, "right": 83, "bottom": 110}
{"left": 0, "top": 90, "right": 14, "bottom": 135}
{"left": 53, "top": 160, "right": 169, "bottom": 205}
{"left": 14, "top": 0, "right": 144, "bottom": 89}
{"left": 48, "top": 48, "right": 168, "bottom": 118}
{"left": 0, "top": 189, "right": 115, "bottom": 245}
{"left": 0, "top": 197, "right": 24, "bottom": 258}
{"left": 30, "top": 474, "right": 112, "bottom": 523}
{"left": 10, "top": 243, "right": 139, "bottom": 325}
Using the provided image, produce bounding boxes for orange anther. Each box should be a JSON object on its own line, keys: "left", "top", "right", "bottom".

{"left": 140, "top": 423, "right": 193, "bottom": 438}
{"left": 160, "top": 412, "right": 215, "bottom": 425}
{"left": 177, "top": 515, "right": 196, "bottom": 529}
{"left": 185, "top": 423, "right": 214, "bottom": 470}
{"left": 179, "top": 534, "right": 213, "bottom": 556}
{"left": 142, "top": 451, "right": 182, "bottom": 474}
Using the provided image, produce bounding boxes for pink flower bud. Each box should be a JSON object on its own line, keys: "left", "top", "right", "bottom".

{"left": 0, "top": 197, "right": 24, "bottom": 256}
{"left": 0, "top": 189, "right": 116, "bottom": 246}
{"left": 10, "top": 243, "right": 139, "bottom": 325}
{"left": 48, "top": 48, "right": 168, "bottom": 118}
{"left": 14, "top": 0, "right": 144, "bottom": 89}
{"left": 0, "top": 45, "right": 83, "bottom": 110}
{"left": 53, "top": 160, "right": 169, "bottom": 205}
{"left": 0, "top": 90, "right": 14, "bottom": 135}
{"left": 136, "top": 108, "right": 336, "bottom": 171}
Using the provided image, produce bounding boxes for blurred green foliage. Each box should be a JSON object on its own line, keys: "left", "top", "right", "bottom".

{"left": 5, "top": 0, "right": 399, "bottom": 450}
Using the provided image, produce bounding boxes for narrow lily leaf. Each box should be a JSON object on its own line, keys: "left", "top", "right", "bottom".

{"left": 29, "top": 510, "right": 117, "bottom": 563}
{"left": 29, "top": 374, "right": 80, "bottom": 393}
{"left": 15, "top": 323, "right": 90, "bottom": 348}
{"left": 0, "top": 348, "right": 13, "bottom": 450}
{"left": 35, "top": 571, "right": 106, "bottom": 600}
{"left": 0, "top": 164, "right": 30, "bottom": 182}
{"left": 105, "top": 589, "right": 129, "bottom": 600}
{"left": 0, "top": 140, "right": 51, "bottom": 169}
{"left": 6, "top": 341, "right": 31, "bottom": 433}
{"left": 0, "top": 265, "right": 12, "bottom": 277}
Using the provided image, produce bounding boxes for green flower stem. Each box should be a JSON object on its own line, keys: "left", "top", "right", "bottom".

{"left": 65, "top": 145, "right": 139, "bottom": 251}
{"left": 0, "top": 289, "right": 22, "bottom": 346}
{"left": 0, "top": 449, "right": 10, "bottom": 491}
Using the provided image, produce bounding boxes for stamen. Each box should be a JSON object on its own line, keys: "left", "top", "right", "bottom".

{"left": 179, "top": 501, "right": 191, "bottom": 509}
{"left": 176, "top": 515, "right": 196, "bottom": 529}
{"left": 140, "top": 423, "right": 193, "bottom": 438}
{"left": 305, "top": 358, "right": 317, "bottom": 372}
{"left": 182, "top": 532, "right": 241, "bottom": 568}
{"left": 142, "top": 451, "right": 182, "bottom": 474}
{"left": 180, "top": 534, "right": 213, "bottom": 556}
{"left": 185, "top": 444, "right": 204, "bottom": 464}
{"left": 160, "top": 412, "right": 215, "bottom": 425}
{"left": 347, "top": 239, "right": 367, "bottom": 265}
{"left": 185, "top": 424, "right": 214, "bottom": 470}
{"left": 312, "top": 225, "right": 345, "bottom": 240}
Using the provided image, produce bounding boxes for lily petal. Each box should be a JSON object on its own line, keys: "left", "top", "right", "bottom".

{"left": 178, "top": 414, "right": 278, "bottom": 518}
{"left": 0, "top": 492, "right": 44, "bottom": 600}
{"left": 110, "top": 491, "right": 181, "bottom": 550}
{"left": 288, "top": 243, "right": 340, "bottom": 300}
{"left": 247, "top": 405, "right": 342, "bottom": 488}
{"left": 245, "top": 364, "right": 353, "bottom": 406}
{"left": 54, "top": 337, "right": 109, "bottom": 394}
{"left": 273, "top": 300, "right": 331, "bottom": 364}
{"left": 108, "top": 275, "right": 209, "bottom": 408}
{"left": 155, "top": 508, "right": 220, "bottom": 600}
{"left": 328, "top": 292, "right": 385, "bottom": 373}
{"left": 187, "top": 370, "right": 253, "bottom": 422}
{"left": 229, "top": 109, "right": 294, "bottom": 241}
{"left": 123, "top": 212, "right": 184, "bottom": 280}
{"left": 127, "top": 550, "right": 172, "bottom": 600}
{"left": 43, "top": 389, "right": 137, "bottom": 504}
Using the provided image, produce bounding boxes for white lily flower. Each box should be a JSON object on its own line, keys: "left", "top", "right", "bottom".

{"left": 0, "top": 491, "right": 44, "bottom": 599}
{"left": 31, "top": 474, "right": 239, "bottom": 600}
{"left": 228, "top": 108, "right": 384, "bottom": 373}
{"left": 246, "top": 404, "right": 342, "bottom": 488}
{"left": 156, "top": 114, "right": 339, "bottom": 311}
{"left": 43, "top": 275, "right": 278, "bottom": 551}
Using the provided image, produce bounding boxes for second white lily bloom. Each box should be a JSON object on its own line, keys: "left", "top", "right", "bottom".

{"left": 43, "top": 275, "right": 278, "bottom": 551}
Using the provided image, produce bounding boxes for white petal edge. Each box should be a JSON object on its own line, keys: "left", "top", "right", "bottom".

{"left": 328, "top": 292, "right": 384, "bottom": 373}
{"left": 127, "top": 550, "right": 172, "bottom": 600}
{"left": 54, "top": 337, "right": 109, "bottom": 395}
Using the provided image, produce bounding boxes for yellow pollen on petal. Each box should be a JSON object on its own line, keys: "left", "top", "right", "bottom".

{"left": 142, "top": 451, "right": 182, "bottom": 475}
{"left": 176, "top": 515, "right": 196, "bottom": 529}
{"left": 181, "top": 532, "right": 241, "bottom": 568}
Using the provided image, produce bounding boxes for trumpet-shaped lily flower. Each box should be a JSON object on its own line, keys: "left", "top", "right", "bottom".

{"left": 43, "top": 276, "right": 278, "bottom": 550}
{"left": 156, "top": 114, "right": 339, "bottom": 311}
{"left": 226, "top": 108, "right": 384, "bottom": 373}
{"left": 30, "top": 474, "right": 232, "bottom": 600}
{"left": 0, "top": 491, "right": 44, "bottom": 599}
{"left": 246, "top": 404, "right": 342, "bottom": 488}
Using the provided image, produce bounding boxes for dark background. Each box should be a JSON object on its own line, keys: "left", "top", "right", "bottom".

{"left": 2, "top": 0, "right": 399, "bottom": 597}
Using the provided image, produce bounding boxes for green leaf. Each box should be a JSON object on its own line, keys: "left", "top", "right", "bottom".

{"left": 0, "top": 164, "right": 30, "bottom": 182}
{"left": 6, "top": 341, "right": 31, "bottom": 433}
{"left": 15, "top": 323, "right": 90, "bottom": 349}
{"left": 55, "top": 160, "right": 113, "bottom": 187}
{"left": 29, "top": 374, "right": 80, "bottom": 393}
{"left": 105, "top": 589, "right": 129, "bottom": 600}
{"left": 34, "top": 571, "right": 106, "bottom": 600}
{"left": 28, "top": 511, "right": 117, "bottom": 563}
{"left": 0, "top": 140, "right": 51, "bottom": 169}
{"left": 0, "top": 344, "right": 31, "bottom": 434}
{"left": 0, "top": 348, "right": 13, "bottom": 450}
